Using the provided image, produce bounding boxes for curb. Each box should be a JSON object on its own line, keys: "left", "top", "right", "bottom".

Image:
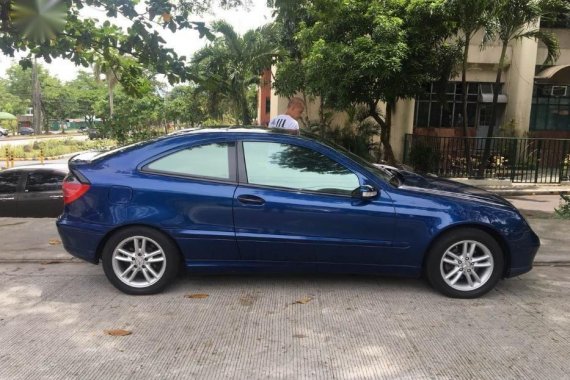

{"left": 488, "top": 189, "right": 570, "bottom": 196}
{"left": 533, "top": 261, "right": 570, "bottom": 266}
{"left": 0, "top": 156, "right": 66, "bottom": 161}
{"left": 0, "top": 258, "right": 80, "bottom": 264}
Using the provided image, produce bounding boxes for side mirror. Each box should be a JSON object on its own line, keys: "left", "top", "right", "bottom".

{"left": 352, "top": 185, "right": 378, "bottom": 200}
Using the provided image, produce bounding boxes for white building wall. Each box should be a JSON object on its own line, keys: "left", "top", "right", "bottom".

{"left": 504, "top": 36, "right": 539, "bottom": 136}
{"left": 391, "top": 99, "right": 415, "bottom": 160}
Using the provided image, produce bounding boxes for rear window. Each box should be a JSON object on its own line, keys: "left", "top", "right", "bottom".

{"left": 144, "top": 142, "right": 234, "bottom": 180}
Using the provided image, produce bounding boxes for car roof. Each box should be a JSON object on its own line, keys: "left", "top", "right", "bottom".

{"left": 2, "top": 163, "right": 68, "bottom": 173}
{"left": 168, "top": 126, "right": 286, "bottom": 136}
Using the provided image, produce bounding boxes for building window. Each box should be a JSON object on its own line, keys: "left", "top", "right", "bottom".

{"left": 540, "top": 11, "right": 570, "bottom": 28}
{"left": 413, "top": 82, "right": 496, "bottom": 128}
{"left": 530, "top": 84, "right": 570, "bottom": 131}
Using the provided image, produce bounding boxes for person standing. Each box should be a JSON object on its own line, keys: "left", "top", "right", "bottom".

{"left": 268, "top": 97, "right": 305, "bottom": 132}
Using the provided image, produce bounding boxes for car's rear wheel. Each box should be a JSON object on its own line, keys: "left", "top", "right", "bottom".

{"left": 102, "top": 227, "right": 180, "bottom": 295}
{"left": 426, "top": 228, "right": 504, "bottom": 298}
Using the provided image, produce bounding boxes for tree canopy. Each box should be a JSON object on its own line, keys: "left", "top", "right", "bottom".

{"left": 0, "top": 0, "right": 246, "bottom": 94}
{"left": 272, "top": 0, "right": 460, "bottom": 162}
{"left": 190, "top": 20, "right": 278, "bottom": 124}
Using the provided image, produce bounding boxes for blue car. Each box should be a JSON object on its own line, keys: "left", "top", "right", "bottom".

{"left": 57, "top": 128, "right": 540, "bottom": 298}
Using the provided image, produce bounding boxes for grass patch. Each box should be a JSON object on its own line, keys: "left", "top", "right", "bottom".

{"left": 2, "top": 138, "right": 117, "bottom": 159}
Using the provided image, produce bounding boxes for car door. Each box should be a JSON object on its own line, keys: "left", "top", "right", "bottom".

{"left": 139, "top": 140, "right": 240, "bottom": 261}
{"left": 18, "top": 170, "right": 65, "bottom": 218}
{"left": 233, "top": 139, "right": 397, "bottom": 265}
{"left": 0, "top": 171, "right": 23, "bottom": 217}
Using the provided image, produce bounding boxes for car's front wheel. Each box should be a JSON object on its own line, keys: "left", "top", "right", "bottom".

{"left": 102, "top": 227, "right": 180, "bottom": 295}
{"left": 426, "top": 228, "right": 504, "bottom": 298}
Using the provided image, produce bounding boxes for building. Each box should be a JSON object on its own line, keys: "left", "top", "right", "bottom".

{"left": 259, "top": 22, "right": 570, "bottom": 162}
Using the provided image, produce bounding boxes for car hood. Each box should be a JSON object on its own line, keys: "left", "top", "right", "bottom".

{"left": 396, "top": 171, "right": 512, "bottom": 207}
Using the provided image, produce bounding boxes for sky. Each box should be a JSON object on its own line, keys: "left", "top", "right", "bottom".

{"left": 0, "top": 0, "right": 273, "bottom": 82}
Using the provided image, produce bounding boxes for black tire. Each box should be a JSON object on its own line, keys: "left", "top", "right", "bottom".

{"left": 425, "top": 228, "right": 504, "bottom": 298}
{"left": 101, "top": 226, "right": 180, "bottom": 295}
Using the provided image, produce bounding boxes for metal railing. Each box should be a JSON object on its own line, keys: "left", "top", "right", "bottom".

{"left": 403, "top": 134, "right": 570, "bottom": 183}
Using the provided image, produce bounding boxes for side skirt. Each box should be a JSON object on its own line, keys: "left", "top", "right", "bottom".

{"left": 184, "top": 260, "right": 421, "bottom": 277}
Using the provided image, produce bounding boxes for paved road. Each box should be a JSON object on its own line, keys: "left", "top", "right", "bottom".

{"left": 0, "top": 262, "right": 568, "bottom": 379}
{"left": 506, "top": 195, "right": 563, "bottom": 214}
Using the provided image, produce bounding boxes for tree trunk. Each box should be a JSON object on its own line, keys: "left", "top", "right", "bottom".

{"left": 462, "top": 35, "right": 473, "bottom": 176}
{"left": 108, "top": 80, "right": 114, "bottom": 118}
{"left": 241, "top": 97, "right": 251, "bottom": 125}
{"left": 319, "top": 97, "right": 325, "bottom": 138}
{"left": 369, "top": 101, "right": 396, "bottom": 164}
{"left": 478, "top": 40, "right": 508, "bottom": 177}
{"left": 32, "top": 60, "right": 43, "bottom": 134}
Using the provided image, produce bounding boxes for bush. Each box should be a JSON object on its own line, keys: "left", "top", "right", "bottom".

{"left": 555, "top": 193, "right": 570, "bottom": 219}
{"left": 409, "top": 142, "right": 440, "bottom": 173}
{"left": 317, "top": 122, "right": 379, "bottom": 162}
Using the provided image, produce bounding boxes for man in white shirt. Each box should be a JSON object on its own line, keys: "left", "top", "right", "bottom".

{"left": 268, "top": 97, "right": 305, "bottom": 133}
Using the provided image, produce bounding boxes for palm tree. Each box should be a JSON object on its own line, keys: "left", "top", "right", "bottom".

{"left": 479, "top": 0, "right": 560, "bottom": 176}
{"left": 448, "top": 0, "right": 495, "bottom": 176}
{"left": 191, "top": 21, "right": 278, "bottom": 124}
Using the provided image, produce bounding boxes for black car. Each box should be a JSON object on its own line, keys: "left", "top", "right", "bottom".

{"left": 0, "top": 164, "right": 67, "bottom": 217}
{"left": 19, "top": 127, "right": 34, "bottom": 135}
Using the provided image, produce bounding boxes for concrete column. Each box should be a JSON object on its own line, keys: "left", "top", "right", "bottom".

{"left": 390, "top": 99, "right": 415, "bottom": 162}
{"left": 504, "top": 32, "right": 539, "bottom": 136}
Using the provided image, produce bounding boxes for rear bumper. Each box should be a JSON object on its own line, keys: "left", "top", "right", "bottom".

{"left": 56, "top": 219, "right": 106, "bottom": 264}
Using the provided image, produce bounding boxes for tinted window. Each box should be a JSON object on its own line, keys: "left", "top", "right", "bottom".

{"left": 146, "top": 142, "right": 233, "bottom": 180}
{"left": 25, "top": 171, "right": 65, "bottom": 192}
{"left": 0, "top": 172, "right": 20, "bottom": 194}
{"left": 243, "top": 142, "right": 359, "bottom": 195}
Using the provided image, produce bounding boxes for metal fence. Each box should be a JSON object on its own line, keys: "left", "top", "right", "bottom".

{"left": 403, "top": 134, "right": 570, "bottom": 183}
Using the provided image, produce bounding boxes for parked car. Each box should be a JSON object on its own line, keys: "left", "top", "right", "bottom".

{"left": 56, "top": 128, "right": 540, "bottom": 298}
{"left": 0, "top": 164, "right": 67, "bottom": 217}
{"left": 87, "top": 127, "right": 107, "bottom": 139}
{"left": 0, "top": 127, "right": 8, "bottom": 136}
{"left": 19, "top": 127, "right": 34, "bottom": 135}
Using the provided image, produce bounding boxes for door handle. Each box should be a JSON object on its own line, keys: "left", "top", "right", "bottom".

{"left": 49, "top": 195, "right": 63, "bottom": 199}
{"left": 0, "top": 197, "right": 15, "bottom": 200}
{"left": 237, "top": 194, "right": 265, "bottom": 206}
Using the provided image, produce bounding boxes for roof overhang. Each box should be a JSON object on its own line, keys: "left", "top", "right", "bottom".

{"left": 535, "top": 65, "right": 570, "bottom": 82}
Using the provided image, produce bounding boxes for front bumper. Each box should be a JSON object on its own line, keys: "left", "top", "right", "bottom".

{"left": 504, "top": 228, "right": 540, "bottom": 278}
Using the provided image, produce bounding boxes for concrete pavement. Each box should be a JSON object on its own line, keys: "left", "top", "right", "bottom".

{"left": 1, "top": 262, "right": 569, "bottom": 379}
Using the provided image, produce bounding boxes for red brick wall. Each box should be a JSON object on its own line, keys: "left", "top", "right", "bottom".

{"left": 258, "top": 69, "right": 272, "bottom": 126}
{"left": 529, "top": 131, "right": 570, "bottom": 139}
{"left": 413, "top": 127, "right": 477, "bottom": 138}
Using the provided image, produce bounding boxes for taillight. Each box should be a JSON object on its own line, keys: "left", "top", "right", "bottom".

{"left": 63, "top": 173, "right": 90, "bottom": 205}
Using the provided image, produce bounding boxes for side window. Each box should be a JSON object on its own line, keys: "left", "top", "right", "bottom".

{"left": 0, "top": 172, "right": 21, "bottom": 194}
{"left": 25, "top": 171, "right": 65, "bottom": 192}
{"left": 243, "top": 142, "right": 360, "bottom": 195}
{"left": 146, "top": 142, "right": 234, "bottom": 180}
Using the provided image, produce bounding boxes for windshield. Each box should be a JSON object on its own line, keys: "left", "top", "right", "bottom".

{"left": 303, "top": 132, "right": 399, "bottom": 186}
